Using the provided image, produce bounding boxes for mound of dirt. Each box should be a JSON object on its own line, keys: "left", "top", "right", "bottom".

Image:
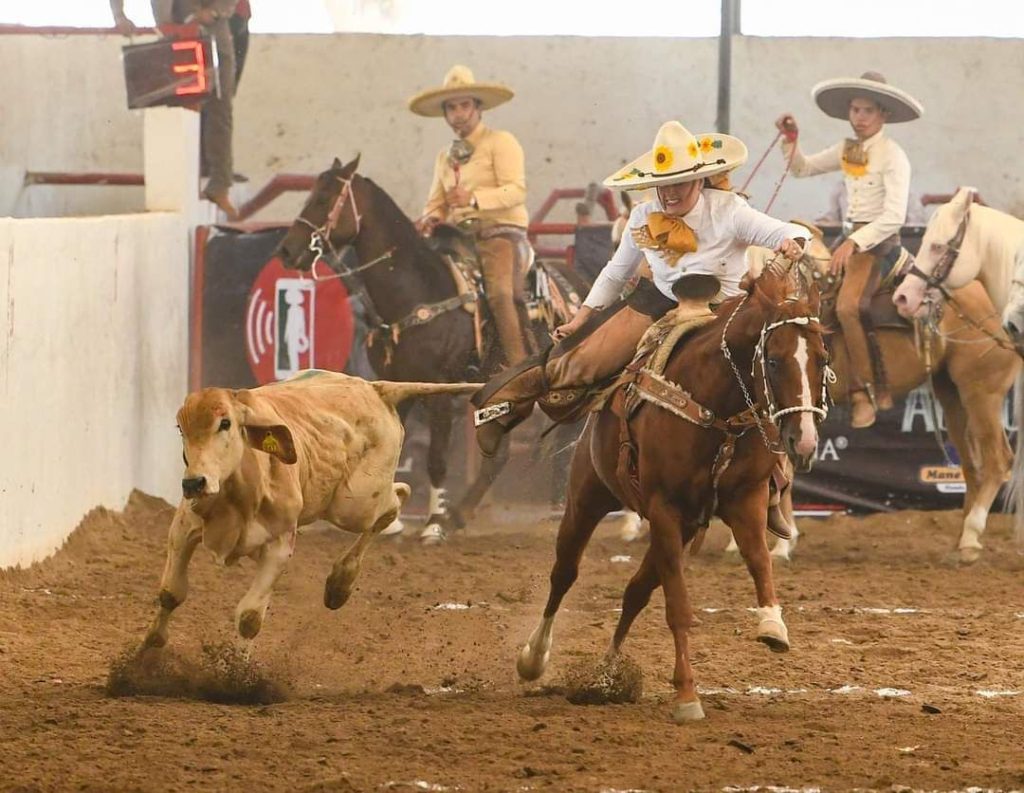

{"left": 563, "top": 652, "right": 643, "bottom": 705}
{"left": 106, "top": 640, "right": 292, "bottom": 705}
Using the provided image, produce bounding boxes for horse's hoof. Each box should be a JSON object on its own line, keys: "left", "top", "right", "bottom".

{"left": 420, "top": 524, "right": 446, "bottom": 545}
{"left": 516, "top": 642, "right": 549, "bottom": 682}
{"left": 237, "top": 609, "right": 263, "bottom": 639}
{"left": 672, "top": 699, "right": 706, "bottom": 723}
{"left": 619, "top": 513, "right": 644, "bottom": 543}
{"left": 756, "top": 621, "right": 790, "bottom": 653}
{"left": 958, "top": 546, "right": 982, "bottom": 565}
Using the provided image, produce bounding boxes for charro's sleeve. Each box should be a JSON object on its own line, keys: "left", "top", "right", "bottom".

{"left": 473, "top": 131, "right": 527, "bottom": 211}
{"left": 583, "top": 205, "right": 646, "bottom": 308}
{"left": 782, "top": 139, "right": 843, "bottom": 177}
{"left": 422, "top": 150, "right": 448, "bottom": 221}
{"left": 848, "top": 143, "right": 910, "bottom": 251}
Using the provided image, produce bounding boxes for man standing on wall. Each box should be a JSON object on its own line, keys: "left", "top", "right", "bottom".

{"left": 111, "top": 0, "right": 241, "bottom": 220}
{"left": 409, "top": 65, "right": 532, "bottom": 368}
{"left": 776, "top": 71, "right": 923, "bottom": 428}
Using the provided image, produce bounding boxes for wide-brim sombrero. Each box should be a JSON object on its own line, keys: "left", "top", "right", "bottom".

{"left": 408, "top": 64, "right": 514, "bottom": 118}
{"left": 604, "top": 121, "right": 748, "bottom": 191}
{"left": 812, "top": 71, "right": 923, "bottom": 123}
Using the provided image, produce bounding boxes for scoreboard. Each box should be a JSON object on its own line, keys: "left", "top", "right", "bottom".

{"left": 122, "top": 35, "right": 220, "bottom": 109}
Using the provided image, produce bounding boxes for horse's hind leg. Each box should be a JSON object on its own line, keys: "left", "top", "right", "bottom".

{"left": 610, "top": 545, "right": 659, "bottom": 655}
{"left": 718, "top": 484, "right": 789, "bottom": 653}
{"left": 450, "top": 436, "right": 511, "bottom": 528}
{"left": 421, "top": 395, "right": 455, "bottom": 545}
{"left": 517, "top": 435, "right": 619, "bottom": 682}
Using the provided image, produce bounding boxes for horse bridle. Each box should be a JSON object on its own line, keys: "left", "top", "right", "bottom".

{"left": 899, "top": 207, "right": 971, "bottom": 294}
{"left": 753, "top": 315, "right": 834, "bottom": 425}
{"left": 294, "top": 173, "right": 395, "bottom": 282}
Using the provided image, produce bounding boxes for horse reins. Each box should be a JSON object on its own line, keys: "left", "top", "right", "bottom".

{"left": 738, "top": 127, "right": 798, "bottom": 214}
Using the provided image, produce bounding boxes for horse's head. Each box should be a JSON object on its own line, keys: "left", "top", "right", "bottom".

{"left": 275, "top": 155, "right": 362, "bottom": 271}
{"left": 893, "top": 186, "right": 976, "bottom": 318}
{"left": 750, "top": 261, "right": 830, "bottom": 472}
{"left": 1001, "top": 243, "right": 1024, "bottom": 346}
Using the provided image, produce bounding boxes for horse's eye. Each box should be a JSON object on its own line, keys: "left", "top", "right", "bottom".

{"left": 182, "top": 451, "right": 188, "bottom": 466}
{"left": 767, "top": 358, "right": 779, "bottom": 369}
{"left": 219, "top": 418, "right": 231, "bottom": 432}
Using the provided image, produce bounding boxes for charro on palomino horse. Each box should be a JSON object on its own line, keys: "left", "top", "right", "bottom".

{"left": 739, "top": 226, "right": 1021, "bottom": 563}
{"left": 515, "top": 262, "right": 830, "bottom": 723}
{"left": 273, "top": 156, "right": 587, "bottom": 542}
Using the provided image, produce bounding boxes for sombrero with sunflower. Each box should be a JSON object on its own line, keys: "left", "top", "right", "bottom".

{"left": 408, "top": 65, "right": 514, "bottom": 118}
{"left": 604, "top": 121, "right": 748, "bottom": 191}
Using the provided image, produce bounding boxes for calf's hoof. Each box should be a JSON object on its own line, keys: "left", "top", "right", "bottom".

{"left": 323, "top": 574, "right": 354, "bottom": 611}
{"left": 672, "top": 699, "right": 706, "bottom": 723}
{"left": 143, "top": 629, "right": 167, "bottom": 649}
{"left": 237, "top": 609, "right": 263, "bottom": 639}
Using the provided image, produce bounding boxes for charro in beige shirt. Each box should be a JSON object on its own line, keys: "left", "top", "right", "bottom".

{"left": 782, "top": 129, "right": 910, "bottom": 252}
{"left": 422, "top": 123, "right": 529, "bottom": 229}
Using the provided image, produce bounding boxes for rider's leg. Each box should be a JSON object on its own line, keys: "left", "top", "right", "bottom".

{"left": 836, "top": 251, "right": 879, "bottom": 428}
{"left": 473, "top": 282, "right": 672, "bottom": 456}
{"left": 477, "top": 235, "right": 529, "bottom": 366}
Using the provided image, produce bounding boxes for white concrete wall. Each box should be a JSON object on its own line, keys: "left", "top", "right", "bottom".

{"left": 2, "top": 33, "right": 1023, "bottom": 221}
{"left": 0, "top": 213, "right": 189, "bottom": 569}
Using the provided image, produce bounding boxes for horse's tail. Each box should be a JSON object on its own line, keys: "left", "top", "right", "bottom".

{"left": 1007, "top": 371, "right": 1024, "bottom": 548}
{"left": 372, "top": 380, "right": 483, "bottom": 406}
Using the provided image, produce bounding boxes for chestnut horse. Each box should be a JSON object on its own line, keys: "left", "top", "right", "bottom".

{"left": 274, "top": 156, "right": 587, "bottom": 542}
{"left": 516, "top": 264, "right": 830, "bottom": 723}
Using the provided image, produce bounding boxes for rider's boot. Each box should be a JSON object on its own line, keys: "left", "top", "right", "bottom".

{"left": 850, "top": 387, "right": 877, "bottom": 429}
{"left": 472, "top": 358, "right": 547, "bottom": 457}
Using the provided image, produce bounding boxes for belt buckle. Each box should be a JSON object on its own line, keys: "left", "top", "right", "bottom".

{"left": 841, "top": 219, "right": 854, "bottom": 237}
{"left": 473, "top": 401, "right": 511, "bottom": 427}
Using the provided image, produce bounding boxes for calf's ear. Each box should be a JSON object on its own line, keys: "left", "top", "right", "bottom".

{"left": 244, "top": 425, "right": 298, "bottom": 464}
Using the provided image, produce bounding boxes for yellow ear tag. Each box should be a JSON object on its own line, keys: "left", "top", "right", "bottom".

{"left": 262, "top": 435, "right": 280, "bottom": 455}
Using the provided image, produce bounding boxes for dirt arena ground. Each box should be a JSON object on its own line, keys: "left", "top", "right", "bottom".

{"left": 2, "top": 491, "right": 1023, "bottom": 793}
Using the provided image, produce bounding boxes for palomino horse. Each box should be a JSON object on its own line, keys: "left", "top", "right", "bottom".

{"left": 742, "top": 228, "right": 1021, "bottom": 563}
{"left": 889, "top": 187, "right": 1024, "bottom": 550}
{"left": 517, "top": 264, "right": 830, "bottom": 723}
{"left": 275, "top": 156, "right": 586, "bottom": 542}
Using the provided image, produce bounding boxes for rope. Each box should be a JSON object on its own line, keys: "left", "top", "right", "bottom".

{"left": 738, "top": 127, "right": 797, "bottom": 213}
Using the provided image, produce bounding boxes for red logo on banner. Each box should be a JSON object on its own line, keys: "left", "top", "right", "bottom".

{"left": 245, "top": 257, "right": 354, "bottom": 385}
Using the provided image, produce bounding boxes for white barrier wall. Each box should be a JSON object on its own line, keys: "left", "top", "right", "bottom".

{"left": 0, "top": 213, "right": 188, "bottom": 568}
{"left": 2, "top": 33, "right": 1023, "bottom": 221}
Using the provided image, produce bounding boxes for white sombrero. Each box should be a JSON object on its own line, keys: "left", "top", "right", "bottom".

{"left": 812, "top": 71, "right": 924, "bottom": 123}
{"left": 603, "top": 121, "right": 748, "bottom": 191}
{"left": 408, "top": 65, "right": 514, "bottom": 118}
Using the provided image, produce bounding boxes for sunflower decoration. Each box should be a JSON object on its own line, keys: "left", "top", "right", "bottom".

{"left": 653, "top": 146, "right": 674, "bottom": 173}
{"left": 687, "top": 140, "right": 699, "bottom": 159}
{"left": 699, "top": 136, "right": 722, "bottom": 155}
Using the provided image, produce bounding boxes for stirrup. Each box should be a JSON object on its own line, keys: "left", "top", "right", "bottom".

{"left": 473, "top": 401, "right": 512, "bottom": 427}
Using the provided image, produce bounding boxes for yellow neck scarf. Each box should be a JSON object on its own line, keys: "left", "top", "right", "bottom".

{"left": 646, "top": 212, "right": 699, "bottom": 255}
{"left": 841, "top": 139, "right": 869, "bottom": 177}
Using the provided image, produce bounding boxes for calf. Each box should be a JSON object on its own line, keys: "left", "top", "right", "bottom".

{"left": 144, "top": 371, "right": 480, "bottom": 648}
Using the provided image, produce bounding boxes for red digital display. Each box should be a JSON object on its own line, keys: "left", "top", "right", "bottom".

{"left": 122, "top": 36, "right": 219, "bottom": 109}
{"left": 171, "top": 40, "right": 208, "bottom": 96}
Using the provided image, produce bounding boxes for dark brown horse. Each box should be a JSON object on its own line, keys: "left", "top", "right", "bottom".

{"left": 516, "top": 264, "right": 830, "bottom": 723}
{"left": 274, "top": 156, "right": 586, "bottom": 541}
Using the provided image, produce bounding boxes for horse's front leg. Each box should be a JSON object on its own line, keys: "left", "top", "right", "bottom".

{"left": 421, "top": 394, "right": 455, "bottom": 545}
{"left": 517, "top": 437, "right": 618, "bottom": 681}
{"left": 646, "top": 493, "right": 703, "bottom": 723}
{"left": 144, "top": 502, "right": 202, "bottom": 648}
{"left": 718, "top": 482, "right": 789, "bottom": 653}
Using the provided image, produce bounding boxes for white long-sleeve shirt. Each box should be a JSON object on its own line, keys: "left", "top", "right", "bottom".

{"left": 584, "top": 189, "right": 808, "bottom": 308}
{"left": 782, "top": 129, "right": 911, "bottom": 252}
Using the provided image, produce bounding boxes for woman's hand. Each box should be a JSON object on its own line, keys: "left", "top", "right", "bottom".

{"left": 552, "top": 306, "right": 593, "bottom": 341}
{"left": 775, "top": 237, "right": 806, "bottom": 262}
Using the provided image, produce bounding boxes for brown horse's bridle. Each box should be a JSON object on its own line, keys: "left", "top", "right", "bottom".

{"left": 294, "top": 173, "right": 394, "bottom": 282}
{"left": 753, "top": 315, "right": 834, "bottom": 425}
{"left": 898, "top": 207, "right": 971, "bottom": 296}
